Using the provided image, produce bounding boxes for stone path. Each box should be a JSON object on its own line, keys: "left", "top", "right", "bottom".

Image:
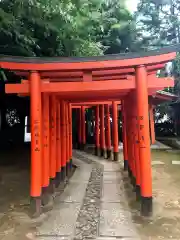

{"left": 172, "top": 161, "right": 180, "bottom": 165}
{"left": 36, "top": 151, "right": 140, "bottom": 240}
{"left": 122, "top": 141, "right": 171, "bottom": 150}
{"left": 88, "top": 141, "right": 171, "bottom": 150}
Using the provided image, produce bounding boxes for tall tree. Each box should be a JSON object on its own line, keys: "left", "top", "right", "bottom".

{"left": 135, "top": 0, "right": 180, "bottom": 49}
{"left": 97, "top": 0, "right": 138, "bottom": 53}
{"left": 0, "top": 0, "right": 104, "bottom": 57}
{"left": 0, "top": 0, "right": 135, "bottom": 57}
{"left": 136, "top": 0, "right": 180, "bottom": 135}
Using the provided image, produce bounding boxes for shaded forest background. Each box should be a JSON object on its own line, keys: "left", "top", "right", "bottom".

{"left": 1, "top": 0, "right": 180, "bottom": 138}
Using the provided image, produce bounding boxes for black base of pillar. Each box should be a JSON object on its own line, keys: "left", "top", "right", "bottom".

{"left": 30, "top": 197, "right": 42, "bottom": 218}
{"left": 95, "top": 146, "right": 100, "bottom": 156}
{"left": 131, "top": 175, "right": 136, "bottom": 188}
{"left": 77, "top": 143, "right": 81, "bottom": 150}
{"left": 106, "top": 149, "right": 111, "bottom": 159}
{"left": 100, "top": 148, "right": 105, "bottom": 158}
{"left": 80, "top": 143, "right": 85, "bottom": 150}
{"left": 124, "top": 160, "right": 128, "bottom": 171}
{"left": 128, "top": 166, "right": 133, "bottom": 178}
{"left": 70, "top": 159, "right": 73, "bottom": 170}
{"left": 113, "top": 152, "right": 119, "bottom": 161}
{"left": 135, "top": 185, "right": 141, "bottom": 201}
{"left": 74, "top": 143, "right": 78, "bottom": 149}
{"left": 55, "top": 172, "right": 61, "bottom": 188}
{"left": 42, "top": 186, "right": 53, "bottom": 212}
{"left": 69, "top": 159, "right": 73, "bottom": 178}
{"left": 61, "top": 166, "right": 66, "bottom": 181}
{"left": 66, "top": 162, "right": 70, "bottom": 178}
{"left": 141, "top": 196, "right": 153, "bottom": 217}
{"left": 49, "top": 178, "right": 56, "bottom": 194}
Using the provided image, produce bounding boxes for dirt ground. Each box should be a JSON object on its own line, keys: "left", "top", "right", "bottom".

{"left": 1, "top": 146, "right": 180, "bottom": 239}
{"left": 121, "top": 149, "right": 180, "bottom": 240}
{"left": 0, "top": 146, "right": 31, "bottom": 240}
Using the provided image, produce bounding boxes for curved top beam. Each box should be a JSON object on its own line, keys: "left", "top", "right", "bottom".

{"left": 0, "top": 45, "right": 178, "bottom": 71}
{"left": 13, "top": 63, "right": 166, "bottom": 79}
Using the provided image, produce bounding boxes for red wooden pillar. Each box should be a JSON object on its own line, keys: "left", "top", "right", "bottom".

{"left": 121, "top": 100, "right": 128, "bottom": 170}
{"left": 69, "top": 104, "right": 73, "bottom": 170}
{"left": 149, "top": 104, "right": 155, "bottom": 144}
{"left": 132, "top": 93, "right": 141, "bottom": 201}
{"left": 95, "top": 105, "right": 100, "bottom": 156}
{"left": 128, "top": 97, "right": 136, "bottom": 185}
{"left": 125, "top": 99, "right": 131, "bottom": 176}
{"left": 30, "top": 71, "right": 42, "bottom": 216}
{"left": 125, "top": 97, "right": 134, "bottom": 182}
{"left": 81, "top": 106, "right": 86, "bottom": 150}
{"left": 61, "top": 101, "right": 66, "bottom": 180}
{"left": 132, "top": 96, "right": 137, "bottom": 186}
{"left": 78, "top": 108, "right": 82, "bottom": 149}
{"left": 56, "top": 100, "right": 61, "bottom": 186}
{"left": 65, "top": 103, "right": 70, "bottom": 176}
{"left": 112, "top": 101, "right": 119, "bottom": 161}
{"left": 42, "top": 94, "right": 50, "bottom": 189}
{"left": 66, "top": 103, "right": 69, "bottom": 162}
{"left": 136, "top": 65, "right": 152, "bottom": 216}
{"left": 49, "top": 95, "right": 57, "bottom": 190}
{"left": 100, "top": 104, "right": 105, "bottom": 157}
{"left": 105, "top": 104, "right": 111, "bottom": 159}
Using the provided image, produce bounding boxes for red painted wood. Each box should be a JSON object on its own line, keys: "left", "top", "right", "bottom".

{"left": 13, "top": 63, "right": 166, "bottom": 78}
{"left": 0, "top": 52, "right": 175, "bottom": 71}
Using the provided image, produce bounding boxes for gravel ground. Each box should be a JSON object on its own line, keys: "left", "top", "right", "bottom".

{"left": 73, "top": 153, "right": 103, "bottom": 240}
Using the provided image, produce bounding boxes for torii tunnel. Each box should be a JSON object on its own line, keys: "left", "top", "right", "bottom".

{"left": 1, "top": 45, "right": 178, "bottom": 217}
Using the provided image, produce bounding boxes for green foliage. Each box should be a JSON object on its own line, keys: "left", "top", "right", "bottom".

{"left": 135, "top": 0, "right": 180, "bottom": 50}
{"left": 96, "top": 0, "right": 138, "bottom": 53}
{"left": 0, "top": 0, "right": 101, "bottom": 57}
{"left": 136, "top": 0, "right": 180, "bottom": 80}
{"left": 0, "top": 0, "right": 135, "bottom": 57}
{"left": 136, "top": 0, "right": 180, "bottom": 135}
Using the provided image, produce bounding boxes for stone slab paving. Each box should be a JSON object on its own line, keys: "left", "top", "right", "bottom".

{"left": 83, "top": 147, "right": 167, "bottom": 167}
{"left": 151, "top": 141, "right": 171, "bottom": 150}
{"left": 75, "top": 150, "right": 140, "bottom": 240}
{"left": 172, "top": 161, "right": 180, "bottom": 165}
{"left": 151, "top": 161, "right": 165, "bottom": 165}
{"left": 103, "top": 171, "right": 123, "bottom": 183}
{"left": 101, "top": 183, "right": 125, "bottom": 203}
{"left": 55, "top": 182, "right": 88, "bottom": 203}
{"left": 36, "top": 151, "right": 139, "bottom": 240}
{"left": 94, "top": 238, "right": 140, "bottom": 240}
{"left": 87, "top": 141, "right": 171, "bottom": 151}
{"left": 100, "top": 202, "right": 138, "bottom": 238}
{"left": 36, "top": 202, "right": 81, "bottom": 237}
{"left": 77, "top": 152, "right": 122, "bottom": 172}
{"left": 36, "top": 157, "right": 92, "bottom": 240}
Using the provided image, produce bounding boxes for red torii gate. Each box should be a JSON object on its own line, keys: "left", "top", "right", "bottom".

{"left": 71, "top": 101, "right": 121, "bottom": 158}
{"left": 71, "top": 92, "right": 176, "bottom": 162}
{"left": 1, "top": 45, "right": 178, "bottom": 217}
